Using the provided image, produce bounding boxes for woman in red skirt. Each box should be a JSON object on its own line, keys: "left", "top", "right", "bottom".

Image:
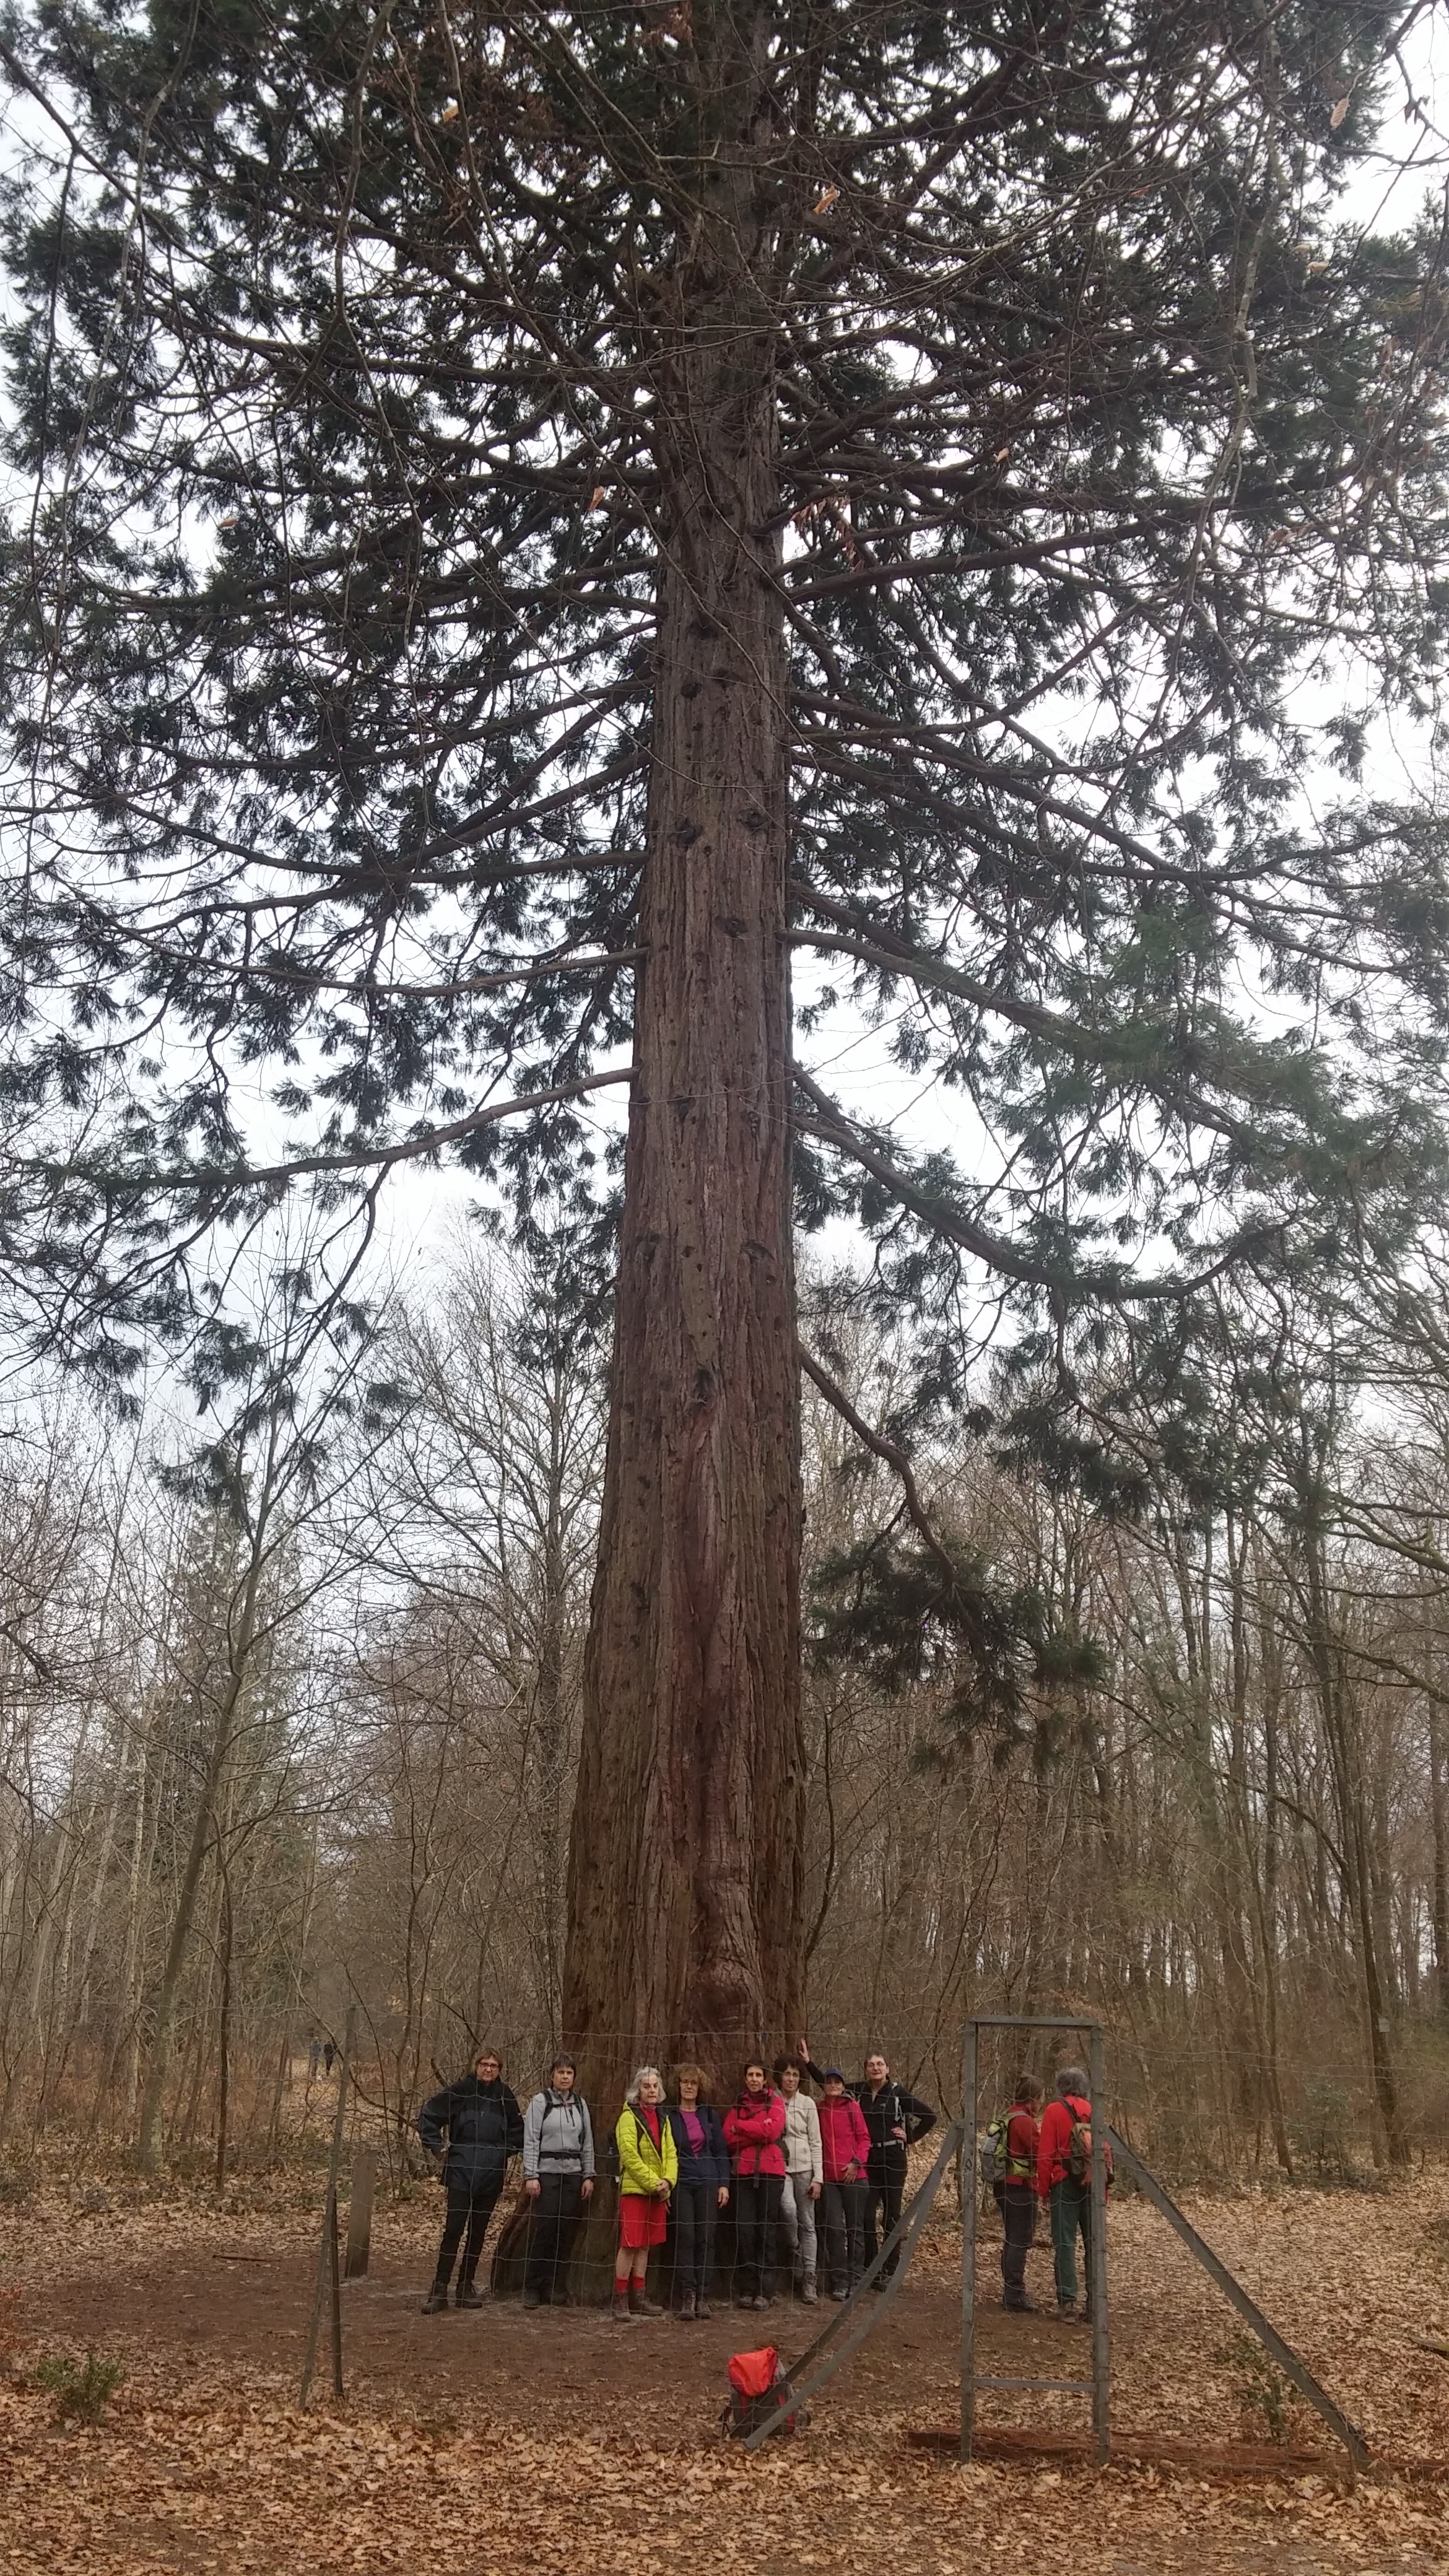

{"left": 612, "top": 2065, "right": 679, "bottom": 2321}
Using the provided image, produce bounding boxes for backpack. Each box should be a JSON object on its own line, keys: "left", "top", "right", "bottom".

{"left": 1064, "top": 2100, "right": 1112, "bottom": 2187}
{"left": 978, "top": 2115, "right": 1012, "bottom": 2189}
{"left": 721, "top": 2345, "right": 809, "bottom": 2441}
{"left": 602, "top": 2105, "right": 650, "bottom": 2187}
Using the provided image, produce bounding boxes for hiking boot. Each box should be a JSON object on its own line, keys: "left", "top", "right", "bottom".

{"left": 521, "top": 2287, "right": 542, "bottom": 2311}
{"left": 801, "top": 2279, "right": 818, "bottom": 2305}
{"left": 1003, "top": 2295, "right": 1037, "bottom": 2313}
{"left": 735, "top": 2294, "right": 757, "bottom": 2308}
{"left": 694, "top": 2299, "right": 711, "bottom": 2321}
{"left": 830, "top": 2287, "right": 848, "bottom": 2302}
{"left": 421, "top": 2287, "right": 451, "bottom": 2314}
{"left": 455, "top": 2282, "right": 485, "bottom": 2309}
{"left": 611, "top": 2288, "right": 632, "bottom": 2323}
{"left": 629, "top": 2285, "right": 665, "bottom": 2318}
{"left": 752, "top": 2294, "right": 770, "bottom": 2310}
{"left": 676, "top": 2291, "right": 696, "bottom": 2320}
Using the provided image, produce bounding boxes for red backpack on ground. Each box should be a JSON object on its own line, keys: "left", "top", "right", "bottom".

{"left": 721, "top": 2344, "right": 809, "bottom": 2440}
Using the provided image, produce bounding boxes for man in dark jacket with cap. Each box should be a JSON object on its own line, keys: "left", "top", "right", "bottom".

{"left": 417, "top": 2047, "right": 523, "bottom": 2312}
{"left": 798, "top": 2037, "right": 936, "bottom": 2284}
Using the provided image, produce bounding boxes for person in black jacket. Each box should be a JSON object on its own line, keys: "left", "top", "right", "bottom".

{"left": 798, "top": 2038, "right": 936, "bottom": 2285}
{"left": 416, "top": 2047, "right": 524, "bottom": 2312}
{"left": 664, "top": 2065, "right": 731, "bottom": 2320}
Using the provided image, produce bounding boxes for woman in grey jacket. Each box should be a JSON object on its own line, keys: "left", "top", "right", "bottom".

{"left": 521, "top": 2055, "right": 595, "bottom": 2307}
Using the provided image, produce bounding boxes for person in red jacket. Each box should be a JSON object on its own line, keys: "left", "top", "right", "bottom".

{"left": 815, "top": 2068, "right": 872, "bottom": 2300}
{"left": 1036, "top": 2064, "right": 1097, "bottom": 2318}
{"left": 722, "top": 2061, "right": 787, "bottom": 2308}
{"left": 996, "top": 2073, "right": 1043, "bottom": 2311}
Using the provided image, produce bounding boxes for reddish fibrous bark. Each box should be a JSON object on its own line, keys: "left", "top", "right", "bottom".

{"left": 562, "top": 4, "right": 804, "bottom": 2102}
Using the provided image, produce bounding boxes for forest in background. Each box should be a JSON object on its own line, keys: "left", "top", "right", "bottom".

{"left": 2, "top": 1219, "right": 1446, "bottom": 2191}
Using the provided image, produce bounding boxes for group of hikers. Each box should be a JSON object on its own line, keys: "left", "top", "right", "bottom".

{"left": 417, "top": 2043, "right": 1102, "bottom": 2323}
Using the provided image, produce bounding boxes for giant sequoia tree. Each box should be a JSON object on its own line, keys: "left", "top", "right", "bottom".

{"left": 1, "top": 0, "right": 1447, "bottom": 2089}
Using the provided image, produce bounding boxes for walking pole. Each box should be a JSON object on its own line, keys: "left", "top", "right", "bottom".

{"left": 959, "top": 2019, "right": 978, "bottom": 2464}
{"left": 301, "top": 2004, "right": 355, "bottom": 2406}
{"left": 1087, "top": 2022, "right": 1110, "bottom": 2465}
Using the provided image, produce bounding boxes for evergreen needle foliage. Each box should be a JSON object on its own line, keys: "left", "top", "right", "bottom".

{"left": 32, "top": 2351, "right": 126, "bottom": 2425}
{"left": 0, "top": 0, "right": 1447, "bottom": 1684}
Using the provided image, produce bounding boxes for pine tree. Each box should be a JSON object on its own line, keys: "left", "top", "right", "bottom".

{"left": 1, "top": 0, "right": 1447, "bottom": 2090}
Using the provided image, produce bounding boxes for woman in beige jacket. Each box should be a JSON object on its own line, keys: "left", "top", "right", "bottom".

{"left": 774, "top": 2056, "right": 822, "bottom": 2302}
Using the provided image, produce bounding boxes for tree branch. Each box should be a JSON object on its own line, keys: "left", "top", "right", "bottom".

{"left": 27, "top": 1068, "right": 635, "bottom": 1198}
{"left": 797, "top": 1339, "right": 957, "bottom": 1587}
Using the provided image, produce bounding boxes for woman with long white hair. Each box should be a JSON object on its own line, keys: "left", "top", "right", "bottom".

{"left": 612, "top": 2064, "right": 677, "bottom": 2321}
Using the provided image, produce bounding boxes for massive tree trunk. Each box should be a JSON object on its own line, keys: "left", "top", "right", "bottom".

{"left": 562, "top": 3, "right": 804, "bottom": 2104}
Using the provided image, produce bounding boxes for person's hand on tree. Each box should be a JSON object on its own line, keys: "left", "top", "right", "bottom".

{"left": 524, "top": 2177, "right": 541, "bottom": 2198}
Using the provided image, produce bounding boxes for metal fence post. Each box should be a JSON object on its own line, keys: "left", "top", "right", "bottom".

{"left": 1087, "top": 2021, "right": 1110, "bottom": 2463}
{"left": 301, "top": 2004, "right": 354, "bottom": 2407}
{"left": 959, "top": 2019, "right": 978, "bottom": 2464}
{"left": 344, "top": 2149, "right": 379, "bottom": 2281}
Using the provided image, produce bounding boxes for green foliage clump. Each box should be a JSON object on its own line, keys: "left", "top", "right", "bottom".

{"left": 1216, "top": 2328, "right": 1299, "bottom": 2446}
{"left": 1289, "top": 2082, "right": 1355, "bottom": 2184}
{"left": 32, "top": 2351, "right": 124, "bottom": 2426}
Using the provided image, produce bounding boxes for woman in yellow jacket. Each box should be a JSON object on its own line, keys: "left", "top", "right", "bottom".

{"left": 612, "top": 2065, "right": 678, "bottom": 2321}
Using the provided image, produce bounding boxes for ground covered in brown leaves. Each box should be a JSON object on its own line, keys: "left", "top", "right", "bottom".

{"left": 2, "top": 2161, "right": 1447, "bottom": 2574}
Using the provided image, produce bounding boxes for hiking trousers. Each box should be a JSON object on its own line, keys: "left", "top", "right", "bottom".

{"left": 671, "top": 2180, "right": 718, "bottom": 2300}
{"left": 864, "top": 2152, "right": 907, "bottom": 2278}
{"left": 523, "top": 2172, "right": 585, "bottom": 2299}
{"left": 1049, "top": 2177, "right": 1091, "bottom": 2308}
{"left": 733, "top": 2174, "right": 784, "bottom": 2300}
{"left": 820, "top": 2180, "right": 866, "bottom": 2295}
{"left": 999, "top": 2182, "right": 1036, "bottom": 2302}
{"left": 778, "top": 2170, "right": 819, "bottom": 2280}
{"left": 433, "top": 2170, "right": 505, "bottom": 2293}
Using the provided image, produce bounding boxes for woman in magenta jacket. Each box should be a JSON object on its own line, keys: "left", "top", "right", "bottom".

{"left": 816, "top": 2068, "right": 872, "bottom": 2299}
{"left": 722, "top": 2061, "right": 787, "bottom": 2308}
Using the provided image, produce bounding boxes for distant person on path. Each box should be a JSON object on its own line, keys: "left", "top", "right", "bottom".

{"left": 798, "top": 2037, "right": 936, "bottom": 2284}
{"left": 816, "top": 2068, "right": 871, "bottom": 2300}
{"left": 723, "top": 2060, "right": 787, "bottom": 2308}
{"left": 612, "top": 2066, "right": 677, "bottom": 2322}
{"left": 417, "top": 2047, "right": 524, "bottom": 2313}
{"left": 774, "top": 2057, "right": 822, "bottom": 2303}
{"left": 521, "top": 2055, "right": 595, "bottom": 2309}
{"left": 665, "top": 2065, "right": 729, "bottom": 2320}
{"left": 994, "top": 2073, "right": 1043, "bottom": 2312}
{"left": 307, "top": 2037, "right": 321, "bottom": 2081}
{"left": 1036, "top": 2064, "right": 1102, "bottom": 2320}
{"left": 323, "top": 2039, "right": 336, "bottom": 2076}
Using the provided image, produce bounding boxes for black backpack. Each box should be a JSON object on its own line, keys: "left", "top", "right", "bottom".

{"left": 601, "top": 2104, "right": 650, "bottom": 2185}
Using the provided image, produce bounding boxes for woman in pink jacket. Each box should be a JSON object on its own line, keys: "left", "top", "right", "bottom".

{"left": 722, "top": 2061, "right": 787, "bottom": 2308}
{"left": 816, "top": 2068, "right": 872, "bottom": 2299}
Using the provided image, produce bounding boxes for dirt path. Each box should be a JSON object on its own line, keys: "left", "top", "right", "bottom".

{"left": 2, "top": 2173, "right": 1446, "bottom": 2574}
